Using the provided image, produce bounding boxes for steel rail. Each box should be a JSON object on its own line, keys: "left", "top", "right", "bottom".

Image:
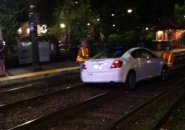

{"left": 109, "top": 78, "right": 185, "bottom": 130}
{"left": 0, "top": 75, "right": 79, "bottom": 95}
{"left": 0, "top": 83, "right": 83, "bottom": 110}
{"left": 8, "top": 90, "right": 116, "bottom": 130}
{"left": 0, "top": 72, "right": 80, "bottom": 92}
{"left": 151, "top": 94, "right": 185, "bottom": 130}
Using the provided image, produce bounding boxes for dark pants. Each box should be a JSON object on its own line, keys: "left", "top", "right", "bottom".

{"left": 0, "top": 60, "right": 5, "bottom": 76}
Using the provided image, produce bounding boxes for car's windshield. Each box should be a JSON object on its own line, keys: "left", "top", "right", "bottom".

{"left": 93, "top": 48, "right": 125, "bottom": 59}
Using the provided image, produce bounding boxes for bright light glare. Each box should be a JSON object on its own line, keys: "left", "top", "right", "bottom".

{"left": 97, "top": 18, "right": 100, "bottom": 21}
{"left": 156, "top": 31, "right": 164, "bottom": 41}
{"left": 145, "top": 27, "right": 149, "bottom": 31}
{"left": 111, "top": 13, "right": 115, "bottom": 17}
{"left": 27, "top": 28, "right": 30, "bottom": 34}
{"left": 112, "top": 24, "right": 115, "bottom": 27}
{"left": 87, "top": 23, "right": 90, "bottom": 26}
{"left": 3, "top": 41, "right": 5, "bottom": 46}
{"left": 157, "top": 31, "right": 163, "bottom": 35}
{"left": 60, "top": 23, "right": 66, "bottom": 28}
{"left": 41, "top": 25, "right": 48, "bottom": 33}
{"left": 18, "top": 28, "right": 22, "bottom": 34}
{"left": 127, "top": 9, "right": 132, "bottom": 13}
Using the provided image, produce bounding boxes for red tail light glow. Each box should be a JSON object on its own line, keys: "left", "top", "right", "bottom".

{"left": 111, "top": 60, "right": 123, "bottom": 68}
{"left": 82, "top": 63, "right": 87, "bottom": 69}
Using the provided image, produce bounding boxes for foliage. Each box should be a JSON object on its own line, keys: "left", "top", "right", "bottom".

{"left": 48, "top": 0, "right": 99, "bottom": 42}
{"left": 108, "top": 31, "right": 139, "bottom": 42}
{"left": 108, "top": 34, "right": 124, "bottom": 41}
{"left": 0, "top": 0, "right": 25, "bottom": 46}
{"left": 174, "top": 4, "right": 185, "bottom": 26}
{"left": 0, "top": 0, "right": 177, "bottom": 47}
{"left": 43, "top": 0, "right": 176, "bottom": 43}
{"left": 143, "top": 31, "right": 155, "bottom": 41}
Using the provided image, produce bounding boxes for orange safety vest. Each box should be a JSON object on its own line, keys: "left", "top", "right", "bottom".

{"left": 76, "top": 47, "right": 89, "bottom": 64}
{"left": 160, "top": 51, "right": 174, "bottom": 67}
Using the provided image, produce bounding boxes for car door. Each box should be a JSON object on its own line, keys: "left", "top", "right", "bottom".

{"left": 139, "top": 49, "right": 161, "bottom": 78}
{"left": 131, "top": 49, "right": 147, "bottom": 80}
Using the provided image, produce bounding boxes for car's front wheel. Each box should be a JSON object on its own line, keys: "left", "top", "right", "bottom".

{"left": 161, "top": 66, "right": 169, "bottom": 81}
{"left": 125, "top": 71, "right": 136, "bottom": 90}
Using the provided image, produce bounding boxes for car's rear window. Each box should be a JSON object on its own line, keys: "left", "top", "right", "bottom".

{"left": 93, "top": 48, "right": 125, "bottom": 59}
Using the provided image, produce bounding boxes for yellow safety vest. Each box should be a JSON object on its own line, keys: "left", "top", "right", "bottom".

{"left": 76, "top": 47, "right": 89, "bottom": 64}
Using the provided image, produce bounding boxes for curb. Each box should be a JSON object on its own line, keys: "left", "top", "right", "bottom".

{"left": 0, "top": 66, "right": 80, "bottom": 87}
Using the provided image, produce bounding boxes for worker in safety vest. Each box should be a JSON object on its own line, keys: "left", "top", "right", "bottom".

{"left": 76, "top": 40, "right": 89, "bottom": 66}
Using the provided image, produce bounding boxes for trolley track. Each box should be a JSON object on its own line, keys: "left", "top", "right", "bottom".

{"left": 0, "top": 82, "right": 82, "bottom": 109}
{"left": 2, "top": 68, "right": 185, "bottom": 130}
{"left": 6, "top": 73, "right": 185, "bottom": 130}
{"left": 8, "top": 90, "right": 115, "bottom": 130}
{"left": 0, "top": 72, "right": 80, "bottom": 93}
{"left": 0, "top": 75, "right": 80, "bottom": 105}
{"left": 0, "top": 83, "right": 110, "bottom": 129}
{"left": 110, "top": 79, "right": 185, "bottom": 130}
{"left": 53, "top": 85, "right": 181, "bottom": 130}
{"left": 158, "top": 95, "right": 185, "bottom": 130}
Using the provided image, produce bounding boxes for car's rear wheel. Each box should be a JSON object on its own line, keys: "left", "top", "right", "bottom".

{"left": 161, "top": 66, "right": 168, "bottom": 80}
{"left": 125, "top": 71, "right": 136, "bottom": 90}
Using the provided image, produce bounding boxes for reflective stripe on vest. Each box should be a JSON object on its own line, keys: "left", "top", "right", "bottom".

{"left": 76, "top": 47, "right": 89, "bottom": 63}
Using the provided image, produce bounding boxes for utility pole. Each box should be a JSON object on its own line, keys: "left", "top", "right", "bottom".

{"left": 29, "top": 0, "right": 40, "bottom": 70}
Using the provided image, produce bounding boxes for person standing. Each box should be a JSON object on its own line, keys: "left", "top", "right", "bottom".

{"left": 76, "top": 40, "right": 89, "bottom": 69}
{"left": 0, "top": 40, "right": 5, "bottom": 77}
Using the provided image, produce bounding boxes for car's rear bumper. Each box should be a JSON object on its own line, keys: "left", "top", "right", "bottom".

{"left": 81, "top": 69, "right": 126, "bottom": 83}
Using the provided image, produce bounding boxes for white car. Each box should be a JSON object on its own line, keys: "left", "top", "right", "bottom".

{"left": 81, "top": 47, "right": 168, "bottom": 89}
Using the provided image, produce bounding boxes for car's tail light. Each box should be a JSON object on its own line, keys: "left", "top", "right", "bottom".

{"left": 111, "top": 60, "right": 123, "bottom": 68}
{"left": 82, "top": 63, "right": 87, "bottom": 69}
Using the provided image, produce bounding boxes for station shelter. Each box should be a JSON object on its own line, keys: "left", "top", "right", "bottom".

{"left": 17, "top": 22, "right": 50, "bottom": 65}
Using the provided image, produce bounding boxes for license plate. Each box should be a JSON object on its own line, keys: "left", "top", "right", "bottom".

{"left": 93, "top": 64, "right": 102, "bottom": 69}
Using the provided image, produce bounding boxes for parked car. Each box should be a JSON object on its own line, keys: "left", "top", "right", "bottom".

{"left": 81, "top": 47, "right": 168, "bottom": 89}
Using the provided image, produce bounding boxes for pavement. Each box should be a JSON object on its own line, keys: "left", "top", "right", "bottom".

{"left": 0, "top": 61, "right": 80, "bottom": 87}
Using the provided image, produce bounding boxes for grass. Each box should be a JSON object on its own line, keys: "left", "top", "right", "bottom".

{"left": 170, "top": 99, "right": 185, "bottom": 130}
{"left": 173, "top": 105, "right": 185, "bottom": 121}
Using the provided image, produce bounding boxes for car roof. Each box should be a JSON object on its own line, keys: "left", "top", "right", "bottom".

{"left": 127, "top": 47, "right": 152, "bottom": 52}
{"left": 103, "top": 46, "right": 153, "bottom": 54}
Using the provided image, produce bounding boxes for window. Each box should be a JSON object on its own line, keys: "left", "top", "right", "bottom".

{"left": 93, "top": 48, "right": 126, "bottom": 59}
{"left": 139, "top": 49, "right": 157, "bottom": 58}
{"left": 131, "top": 50, "right": 140, "bottom": 58}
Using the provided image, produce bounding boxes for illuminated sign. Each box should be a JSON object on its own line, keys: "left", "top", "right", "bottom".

{"left": 41, "top": 25, "right": 47, "bottom": 33}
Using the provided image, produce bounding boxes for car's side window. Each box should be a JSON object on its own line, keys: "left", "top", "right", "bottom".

{"left": 140, "top": 49, "right": 157, "bottom": 58}
{"left": 131, "top": 50, "right": 140, "bottom": 58}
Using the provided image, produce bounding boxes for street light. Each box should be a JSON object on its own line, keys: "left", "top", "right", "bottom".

{"left": 127, "top": 9, "right": 133, "bottom": 14}
{"left": 60, "top": 23, "right": 66, "bottom": 28}
{"left": 145, "top": 27, "right": 149, "bottom": 31}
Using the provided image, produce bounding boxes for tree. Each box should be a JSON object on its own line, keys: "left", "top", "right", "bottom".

{"left": 0, "top": 0, "right": 25, "bottom": 47}
{"left": 48, "top": 0, "right": 99, "bottom": 42}
{"left": 40, "top": 0, "right": 176, "bottom": 43}
{"left": 174, "top": 3, "right": 185, "bottom": 26}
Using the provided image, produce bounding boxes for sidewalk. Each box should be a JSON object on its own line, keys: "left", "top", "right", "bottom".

{"left": 0, "top": 61, "right": 80, "bottom": 87}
